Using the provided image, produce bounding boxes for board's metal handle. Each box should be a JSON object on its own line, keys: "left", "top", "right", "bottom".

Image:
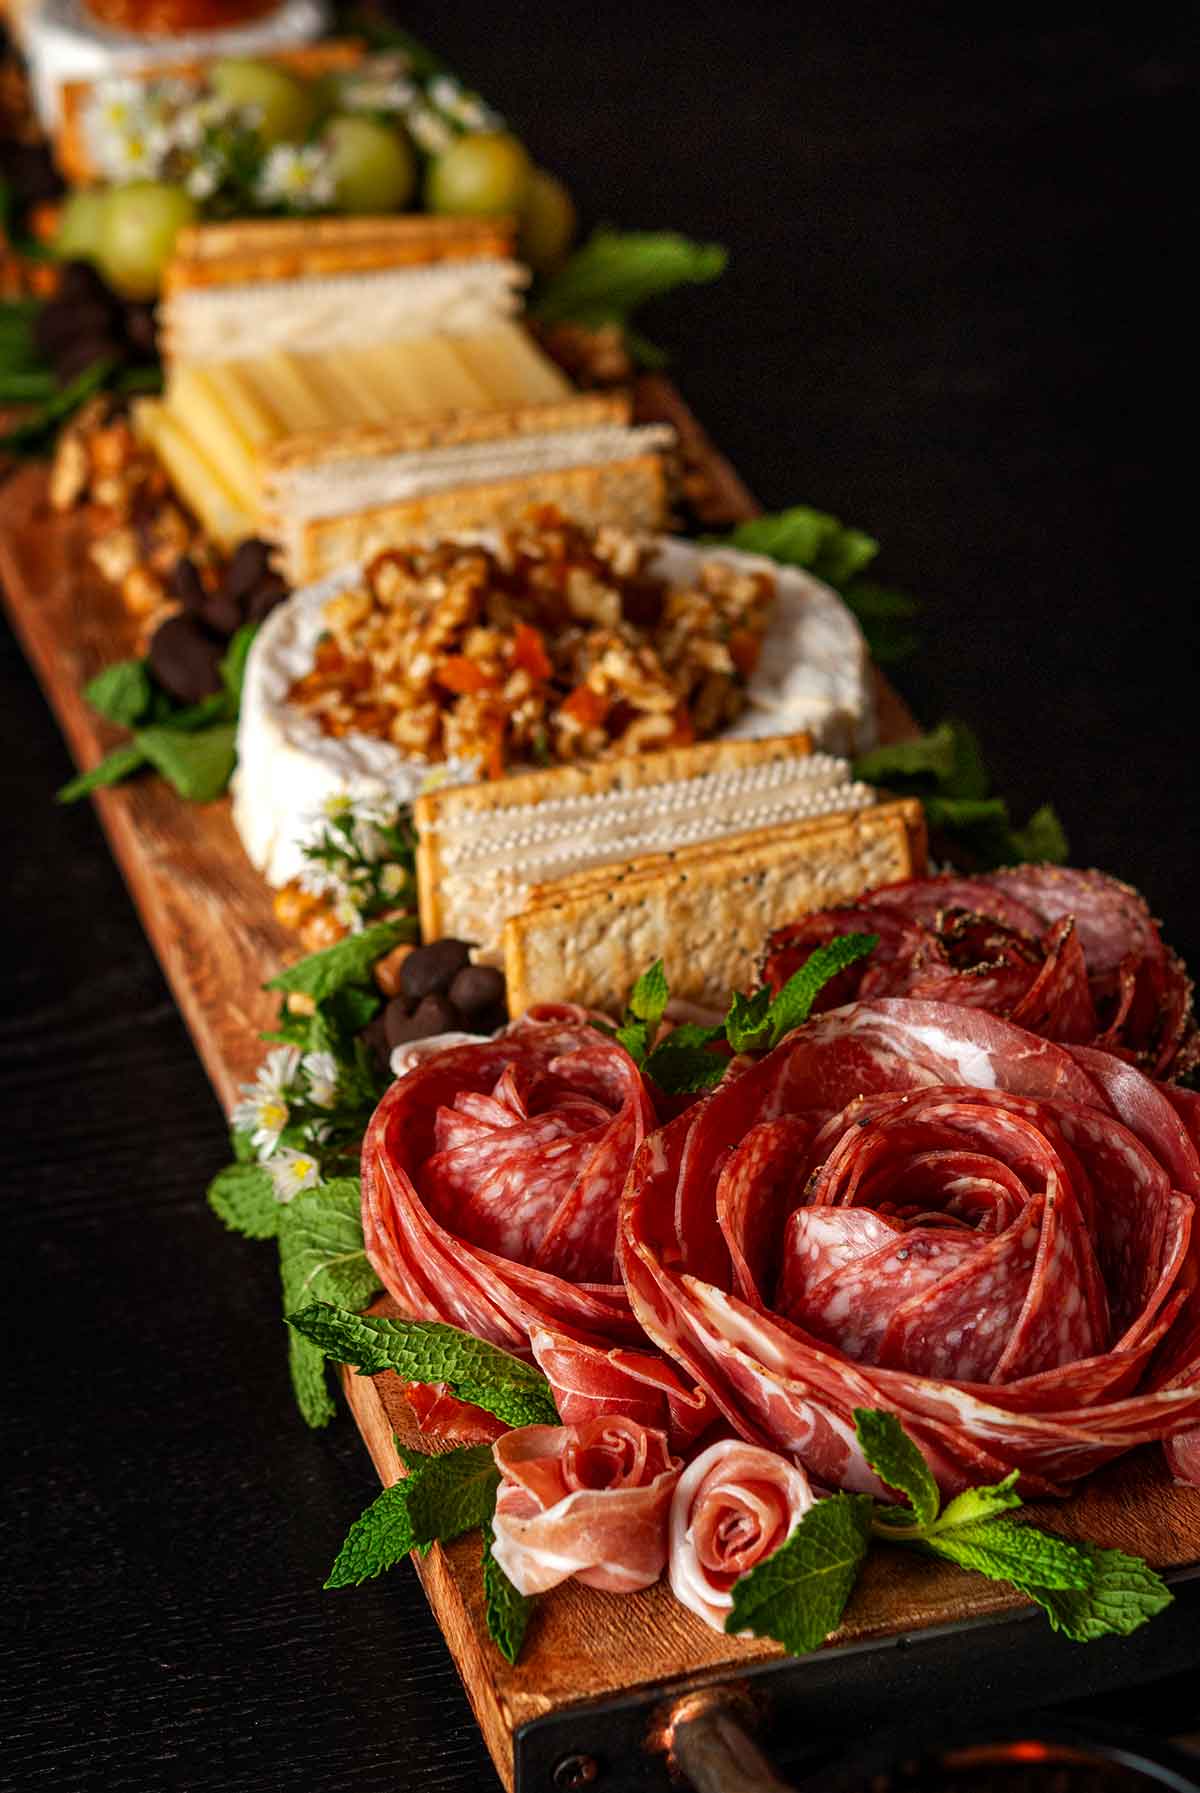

{"left": 666, "top": 1692, "right": 797, "bottom": 1793}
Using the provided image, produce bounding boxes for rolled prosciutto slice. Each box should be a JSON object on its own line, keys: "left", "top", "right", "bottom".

{"left": 762, "top": 866, "right": 1196, "bottom": 1080}
{"left": 621, "top": 999, "right": 1200, "bottom": 1498}
{"left": 490, "top": 1417, "right": 681, "bottom": 1595}
{"left": 669, "top": 1438, "right": 814, "bottom": 1632}
{"left": 362, "top": 1008, "right": 711, "bottom": 1446}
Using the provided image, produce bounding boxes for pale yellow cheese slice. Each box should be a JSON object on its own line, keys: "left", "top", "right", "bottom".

{"left": 451, "top": 322, "right": 572, "bottom": 405}
{"left": 167, "top": 366, "right": 262, "bottom": 507}
{"left": 133, "top": 399, "right": 255, "bottom": 547}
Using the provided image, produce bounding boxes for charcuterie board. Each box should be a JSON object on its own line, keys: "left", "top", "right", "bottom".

{"left": 3, "top": 376, "right": 1200, "bottom": 1793}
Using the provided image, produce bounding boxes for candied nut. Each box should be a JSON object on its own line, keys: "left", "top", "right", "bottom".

{"left": 89, "top": 421, "right": 136, "bottom": 477}
{"left": 373, "top": 940, "right": 415, "bottom": 998}
{"left": 300, "top": 909, "right": 348, "bottom": 953}
{"left": 120, "top": 565, "right": 166, "bottom": 616}
{"left": 88, "top": 528, "right": 138, "bottom": 586}
{"left": 272, "top": 882, "right": 321, "bottom": 931}
{"left": 286, "top": 992, "right": 317, "bottom": 1017}
{"left": 49, "top": 433, "right": 88, "bottom": 510}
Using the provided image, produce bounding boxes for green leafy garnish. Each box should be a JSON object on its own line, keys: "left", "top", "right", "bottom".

{"left": 82, "top": 659, "right": 155, "bottom": 728}
{"left": 482, "top": 1517, "right": 533, "bottom": 1664}
{"left": 265, "top": 916, "right": 417, "bottom": 1003}
{"left": 325, "top": 1444, "right": 498, "bottom": 1587}
{"left": 206, "top": 1161, "right": 279, "bottom": 1240}
{"left": 134, "top": 720, "right": 238, "bottom": 803}
{"left": 853, "top": 720, "right": 1069, "bottom": 870}
{"left": 729, "top": 1409, "right": 1171, "bottom": 1654}
{"left": 286, "top": 1303, "right": 560, "bottom": 1429}
{"left": 726, "top": 1492, "right": 874, "bottom": 1654}
{"left": 533, "top": 228, "right": 727, "bottom": 363}
{"left": 276, "top": 1180, "right": 381, "bottom": 1430}
{"left": 2, "top": 356, "right": 114, "bottom": 456}
{"left": 56, "top": 741, "right": 149, "bottom": 803}
{"left": 724, "top": 503, "right": 920, "bottom": 666}
{"left": 610, "top": 936, "right": 879, "bottom": 1094}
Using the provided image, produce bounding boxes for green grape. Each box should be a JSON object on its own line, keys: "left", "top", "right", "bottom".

{"left": 519, "top": 168, "right": 576, "bottom": 274}
{"left": 324, "top": 115, "right": 417, "bottom": 214}
{"left": 209, "top": 58, "right": 316, "bottom": 146}
{"left": 96, "top": 182, "right": 196, "bottom": 300}
{"left": 55, "top": 187, "right": 111, "bottom": 264}
{"left": 424, "top": 130, "right": 532, "bottom": 219}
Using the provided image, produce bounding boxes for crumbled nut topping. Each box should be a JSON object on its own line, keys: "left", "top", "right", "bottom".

{"left": 287, "top": 506, "right": 775, "bottom": 777}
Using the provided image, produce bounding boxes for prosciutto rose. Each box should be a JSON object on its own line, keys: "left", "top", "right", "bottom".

{"left": 669, "top": 1439, "right": 814, "bottom": 1632}
{"left": 362, "top": 1009, "right": 711, "bottom": 1448}
{"left": 762, "top": 866, "right": 1197, "bottom": 1080}
{"left": 621, "top": 998, "right": 1200, "bottom": 1498}
{"left": 490, "top": 1417, "right": 681, "bottom": 1595}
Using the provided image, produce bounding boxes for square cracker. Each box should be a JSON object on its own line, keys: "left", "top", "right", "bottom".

{"left": 502, "top": 798, "right": 927, "bottom": 1016}
{"left": 414, "top": 732, "right": 817, "bottom": 943}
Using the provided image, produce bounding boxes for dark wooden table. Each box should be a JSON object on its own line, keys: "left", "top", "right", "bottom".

{"left": 5, "top": 8, "right": 1199, "bottom": 1790}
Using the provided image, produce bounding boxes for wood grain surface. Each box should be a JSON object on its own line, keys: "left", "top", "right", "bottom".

{"left": 4, "top": 373, "right": 1199, "bottom": 1793}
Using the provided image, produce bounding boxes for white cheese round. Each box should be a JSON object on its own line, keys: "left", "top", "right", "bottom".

{"left": 232, "top": 539, "right": 876, "bottom": 887}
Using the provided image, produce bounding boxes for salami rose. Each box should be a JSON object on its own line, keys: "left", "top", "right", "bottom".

{"left": 669, "top": 1439, "right": 814, "bottom": 1632}
{"left": 762, "top": 866, "right": 1197, "bottom": 1080}
{"left": 362, "top": 1009, "right": 711, "bottom": 1447}
{"left": 490, "top": 1417, "right": 681, "bottom": 1595}
{"left": 621, "top": 999, "right": 1200, "bottom": 1497}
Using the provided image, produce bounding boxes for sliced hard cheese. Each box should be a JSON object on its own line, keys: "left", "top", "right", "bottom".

{"left": 502, "top": 800, "right": 928, "bottom": 1017}
{"left": 451, "top": 324, "right": 574, "bottom": 406}
{"left": 416, "top": 737, "right": 879, "bottom": 951}
{"left": 132, "top": 398, "right": 254, "bottom": 546}
{"left": 167, "top": 365, "right": 262, "bottom": 508}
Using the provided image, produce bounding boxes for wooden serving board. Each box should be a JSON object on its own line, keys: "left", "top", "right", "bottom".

{"left": 4, "top": 379, "right": 1199, "bottom": 1793}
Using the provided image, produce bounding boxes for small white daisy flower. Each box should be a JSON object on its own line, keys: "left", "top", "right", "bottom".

{"left": 231, "top": 1045, "right": 301, "bottom": 1156}
{"left": 302, "top": 1051, "right": 340, "bottom": 1108}
{"left": 267, "top": 1147, "right": 322, "bottom": 1203}
{"left": 256, "top": 142, "right": 336, "bottom": 210}
{"left": 379, "top": 862, "right": 410, "bottom": 899}
{"left": 333, "top": 892, "right": 365, "bottom": 932}
{"left": 405, "top": 104, "right": 454, "bottom": 156}
{"left": 186, "top": 160, "right": 220, "bottom": 201}
{"left": 427, "top": 74, "right": 462, "bottom": 112}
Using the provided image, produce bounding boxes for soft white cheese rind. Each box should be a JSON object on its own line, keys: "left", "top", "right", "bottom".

{"left": 233, "top": 538, "right": 876, "bottom": 886}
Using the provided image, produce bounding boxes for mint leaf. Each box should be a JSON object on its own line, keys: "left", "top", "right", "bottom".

{"left": 934, "top": 1472, "right": 1022, "bottom": 1533}
{"left": 1023, "top": 1545, "right": 1173, "bottom": 1642}
{"left": 724, "top": 986, "right": 773, "bottom": 1054}
{"left": 615, "top": 1019, "right": 652, "bottom": 1065}
{"left": 220, "top": 622, "right": 258, "bottom": 708}
{"left": 278, "top": 1179, "right": 380, "bottom": 1312}
{"left": 404, "top": 1445, "right": 498, "bottom": 1554}
{"left": 325, "top": 1444, "right": 499, "bottom": 1588}
{"left": 325, "top": 1478, "right": 415, "bottom": 1587}
{"left": 725, "top": 1492, "right": 873, "bottom": 1654}
{"left": 1009, "top": 803, "right": 1069, "bottom": 865}
{"left": 533, "top": 228, "right": 727, "bottom": 329}
{"left": 207, "top": 1161, "right": 280, "bottom": 1240}
{"left": 727, "top": 506, "right": 880, "bottom": 587}
{"left": 643, "top": 1022, "right": 727, "bottom": 1093}
{"left": 854, "top": 1408, "right": 939, "bottom": 1530}
{"left": 134, "top": 721, "right": 237, "bottom": 802}
{"left": 266, "top": 917, "right": 417, "bottom": 1002}
{"left": 287, "top": 1322, "right": 336, "bottom": 1430}
{"left": 765, "top": 934, "right": 878, "bottom": 1047}
{"left": 628, "top": 959, "right": 669, "bottom": 1029}
{"left": 854, "top": 721, "right": 961, "bottom": 791}
{"left": 287, "top": 1304, "right": 560, "bottom": 1428}
{"left": 84, "top": 659, "right": 153, "bottom": 727}
{"left": 923, "top": 1518, "right": 1094, "bottom": 1591}
{"left": 482, "top": 1517, "right": 533, "bottom": 1664}
{"left": 56, "top": 740, "right": 148, "bottom": 803}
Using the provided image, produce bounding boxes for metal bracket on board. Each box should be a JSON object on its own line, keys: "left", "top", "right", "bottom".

{"left": 512, "top": 1571, "right": 1200, "bottom": 1793}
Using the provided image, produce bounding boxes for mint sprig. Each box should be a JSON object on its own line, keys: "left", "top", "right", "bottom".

{"left": 533, "top": 228, "right": 727, "bottom": 364}
{"left": 206, "top": 1161, "right": 279, "bottom": 1240}
{"left": 265, "top": 917, "right": 417, "bottom": 1003}
{"left": 727, "top": 1409, "right": 1171, "bottom": 1652}
{"left": 608, "top": 934, "right": 879, "bottom": 1095}
{"left": 326, "top": 1443, "right": 498, "bottom": 1587}
{"left": 58, "top": 628, "right": 260, "bottom": 806}
{"left": 482, "top": 1517, "right": 533, "bottom": 1664}
{"left": 286, "top": 1303, "right": 560, "bottom": 1430}
{"left": 278, "top": 1180, "right": 383, "bottom": 1430}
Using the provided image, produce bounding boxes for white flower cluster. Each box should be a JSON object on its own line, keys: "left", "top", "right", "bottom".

{"left": 254, "top": 142, "right": 336, "bottom": 211}
{"left": 231, "top": 1044, "right": 341, "bottom": 1203}
{"left": 335, "top": 57, "right": 502, "bottom": 157}
{"left": 84, "top": 77, "right": 262, "bottom": 191}
{"left": 296, "top": 792, "right": 411, "bottom": 934}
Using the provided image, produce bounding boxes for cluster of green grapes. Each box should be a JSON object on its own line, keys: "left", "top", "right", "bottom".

{"left": 54, "top": 56, "right": 576, "bottom": 300}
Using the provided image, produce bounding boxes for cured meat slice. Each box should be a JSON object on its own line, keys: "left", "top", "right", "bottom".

{"left": 762, "top": 866, "right": 1197, "bottom": 1079}
{"left": 669, "top": 1438, "right": 814, "bottom": 1632}
{"left": 490, "top": 1417, "right": 681, "bottom": 1595}
{"left": 528, "top": 1326, "right": 714, "bottom": 1454}
{"left": 363, "top": 1010, "right": 656, "bottom": 1361}
{"left": 621, "top": 999, "right": 1200, "bottom": 1496}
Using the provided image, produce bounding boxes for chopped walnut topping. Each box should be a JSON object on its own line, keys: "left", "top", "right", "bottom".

{"left": 287, "top": 507, "right": 776, "bottom": 777}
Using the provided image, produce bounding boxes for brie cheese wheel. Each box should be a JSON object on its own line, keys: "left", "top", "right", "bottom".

{"left": 233, "top": 538, "right": 876, "bottom": 887}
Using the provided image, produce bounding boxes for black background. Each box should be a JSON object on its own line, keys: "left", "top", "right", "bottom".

{"left": 5, "top": 7, "right": 1200, "bottom": 1791}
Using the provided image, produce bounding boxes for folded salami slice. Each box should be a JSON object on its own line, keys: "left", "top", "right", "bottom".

{"left": 762, "top": 865, "right": 1197, "bottom": 1080}
{"left": 620, "top": 999, "right": 1200, "bottom": 1497}
{"left": 361, "top": 1007, "right": 711, "bottom": 1446}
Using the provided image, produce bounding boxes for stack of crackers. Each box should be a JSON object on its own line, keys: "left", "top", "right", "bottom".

{"left": 414, "top": 733, "right": 926, "bottom": 1014}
